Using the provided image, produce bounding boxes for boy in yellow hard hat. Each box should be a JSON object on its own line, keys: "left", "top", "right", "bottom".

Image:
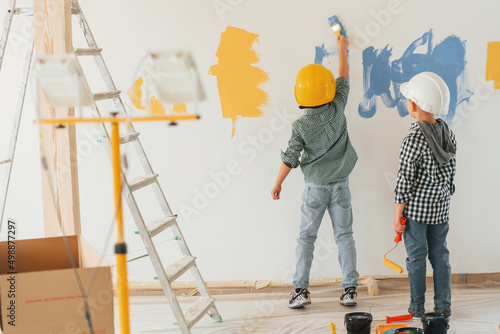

{"left": 271, "top": 34, "right": 359, "bottom": 308}
{"left": 394, "top": 72, "right": 456, "bottom": 319}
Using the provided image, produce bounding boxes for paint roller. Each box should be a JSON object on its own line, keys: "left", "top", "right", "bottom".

{"left": 383, "top": 217, "right": 407, "bottom": 273}
{"left": 331, "top": 23, "right": 341, "bottom": 37}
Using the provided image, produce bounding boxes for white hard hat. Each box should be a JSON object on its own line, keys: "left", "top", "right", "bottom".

{"left": 400, "top": 72, "right": 450, "bottom": 115}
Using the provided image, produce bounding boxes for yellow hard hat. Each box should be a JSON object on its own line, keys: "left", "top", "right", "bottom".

{"left": 294, "top": 64, "right": 335, "bottom": 107}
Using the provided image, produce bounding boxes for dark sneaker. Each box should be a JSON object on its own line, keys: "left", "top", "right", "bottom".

{"left": 434, "top": 307, "right": 451, "bottom": 317}
{"left": 408, "top": 306, "right": 425, "bottom": 318}
{"left": 288, "top": 288, "right": 311, "bottom": 309}
{"left": 340, "top": 287, "right": 357, "bottom": 306}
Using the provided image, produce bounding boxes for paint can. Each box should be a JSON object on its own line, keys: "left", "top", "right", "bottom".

{"left": 344, "top": 312, "right": 372, "bottom": 334}
{"left": 421, "top": 313, "right": 450, "bottom": 334}
{"left": 395, "top": 328, "right": 424, "bottom": 334}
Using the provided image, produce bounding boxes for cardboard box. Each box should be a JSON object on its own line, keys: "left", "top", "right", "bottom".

{"left": 0, "top": 235, "right": 114, "bottom": 333}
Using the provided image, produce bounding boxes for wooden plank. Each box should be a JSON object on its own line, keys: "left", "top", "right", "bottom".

{"left": 359, "top": 277, "right": 379, "bottom": 296}
{"left": 34, "top": 0, "right": 81, "bottom": 236}
{"left": 127, "top": 272, "right": 500, "bottom": 296}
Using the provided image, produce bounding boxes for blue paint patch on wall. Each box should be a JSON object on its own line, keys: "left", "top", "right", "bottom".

{"left": 358, "top": 30, "right": 471, "bottom": 124}
{"left": 314, "top": 43, "right": 336, "bottom": 64}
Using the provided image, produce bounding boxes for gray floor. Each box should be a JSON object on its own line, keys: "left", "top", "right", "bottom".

{"left": 121, "top": 280, "right": 500, "bottom": 333}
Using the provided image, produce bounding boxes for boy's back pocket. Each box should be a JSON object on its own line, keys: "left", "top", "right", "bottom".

{"left": 305, "top": 185, "right": 329, "bottom": 209}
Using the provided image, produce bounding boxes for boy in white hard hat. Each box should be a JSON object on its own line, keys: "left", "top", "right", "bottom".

{"left": 271, "top": 34, "right": 359, "bottom": 309}
{"left": 394, "top": 72, "right": 457, "bottom": 318}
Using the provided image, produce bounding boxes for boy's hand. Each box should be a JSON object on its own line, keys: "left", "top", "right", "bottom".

{"left": 271, "top": 184, "right": 282, "bottom": 200}
{"left": 394, "top": 215, "right": 406, "bottom": 235}
{"left": 272, "top": 163, "right": 292, "bottom": 200}
{"left": 336, "top": 35, "right": 349, "bottom": 51}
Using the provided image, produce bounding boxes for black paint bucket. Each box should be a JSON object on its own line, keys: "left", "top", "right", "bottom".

{"left": 395, "top": 328, "right": 424, "bottom": 334}
{"left": 421, "top": 313, "right": 450, "bottom": 334}
{"left": 344, "top": 312, "right": 372, "bottom": 334}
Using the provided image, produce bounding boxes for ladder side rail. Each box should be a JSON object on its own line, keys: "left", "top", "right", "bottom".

{"left": 187, "top": 263, "right": 223, "bottom": 322}
{"left": 99, "top": 83, "right": 163, "bottom": 182}
{"left": 87, "top": 105, "right": 137, "bottom": 206}
{"left": 72, "top": 1, "right": 219, "bottom": 328}
{"left": 137, "top": 148, "right": 175, "bottom": 216}
{"left": 89, "top": 104, "right": 192, "bottom": 332}
{"left": 86, "top": 117, "right": 191, "bottom": 334}
{"left": 188, "top": 265, "right": 214, "bottom": 299}
{"left": 72, "top": 2, "right": 124, "bottom": 115}
{"left": 170, "top": 222, "right": 220, "bottom": 304}
{"left": 93, "top": 115, "right": 192, "bottom": 333}
{"left": 126, "top": 194, "right": 191, "bottom": 333}
{"left": 75, "top": 5, "right": 219, "bottom": 318}
{"left": 0, "top": 28, "right": 34, "bottom": 230}
{"left": 73, "top": 2, "right": 165, "bottom": 190}
{"left": 72, "top": 1, "right": 124, "bottom": 114}
{"left": 165, "top": 220, "right": 193, "bottom": 258}
{"left": 0, "top": 0, "right": 17, "bottom": 72}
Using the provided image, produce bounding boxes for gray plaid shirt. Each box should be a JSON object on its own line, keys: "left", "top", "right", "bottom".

{"left": 281, "top": 77, "right": 358, "bottom": 184}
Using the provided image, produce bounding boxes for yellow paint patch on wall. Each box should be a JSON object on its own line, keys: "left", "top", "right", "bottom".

{"left": 486, "top": 42, "right": 500, "bottom": 89}
{"left": 172, "top": 103, "right": 187, "bottom": 115}
{"left": 150, "top": 96, "right": 166, "bottom": 115}
{"left": 128, "top": 77, "right": 146, "bottom": 110}
{"left": 209, "top": 26, "right": 269, "bottom": 138}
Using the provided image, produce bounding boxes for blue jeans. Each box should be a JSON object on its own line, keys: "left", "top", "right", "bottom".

{"left": 293, "top": 178, "right": 359, "bottom": 289}
{"left": 403, "top": 217, "right": 451, "bottom": 310}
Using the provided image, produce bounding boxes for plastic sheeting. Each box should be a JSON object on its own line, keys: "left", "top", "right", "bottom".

{"left": 124, "top": 280, "right": 500, "bottom": 333}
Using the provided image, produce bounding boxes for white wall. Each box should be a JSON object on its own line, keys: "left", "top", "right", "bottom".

{"left": 1, "top": 0, "right": 499, "bottom": 283}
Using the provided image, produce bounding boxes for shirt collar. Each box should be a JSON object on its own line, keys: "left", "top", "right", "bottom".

{"left": 302, "top": 104, "right": 329, "bottom": 115}
{"left": 410, "top": 122, "right": 419, "bottom": 130}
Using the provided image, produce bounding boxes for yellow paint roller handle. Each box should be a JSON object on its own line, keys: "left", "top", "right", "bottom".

{"left": 383, "top": 257, "right": 404, "bottom": 274}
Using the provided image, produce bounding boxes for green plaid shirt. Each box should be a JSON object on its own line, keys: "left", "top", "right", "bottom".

{"left": 281, "top": 77, "right": 358, "bottom": 184}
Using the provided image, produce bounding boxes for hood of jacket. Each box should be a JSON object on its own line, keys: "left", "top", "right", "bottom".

{"left": 417, "top": 119, "right": 456, "bottom": 165}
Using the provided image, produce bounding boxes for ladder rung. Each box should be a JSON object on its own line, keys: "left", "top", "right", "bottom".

{"left": 93, "top": 90, "right": 121, "bottom": 101}
{"left": 74, "top": 48, "right": 102, "bottom": 56}
{"left": 12, "top": 7, "right": 79, "bottom": 16}
{"left": 0, "top": 159, "right": 12, "bottom": 165}
{"left": 128, "top": 174, "right": 158, "bottom": 192}
{"left": 184, "top": 297, "right": 215, "bottom": 328}
{"left": 119, "top": 132, "right": 140, "bottom": 144}
{"left": 13, "top": 8, "right": 33, "bottom": 16}
{"left": 165, "top": 256, "right": 196, "bottom": 282}
{"left": 145, "top": 216, "right": 177, "bottom": 237}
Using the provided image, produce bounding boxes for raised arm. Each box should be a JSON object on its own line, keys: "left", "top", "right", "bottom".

{"left": 337, "top": 35, "right": 349, "bottom": 79}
